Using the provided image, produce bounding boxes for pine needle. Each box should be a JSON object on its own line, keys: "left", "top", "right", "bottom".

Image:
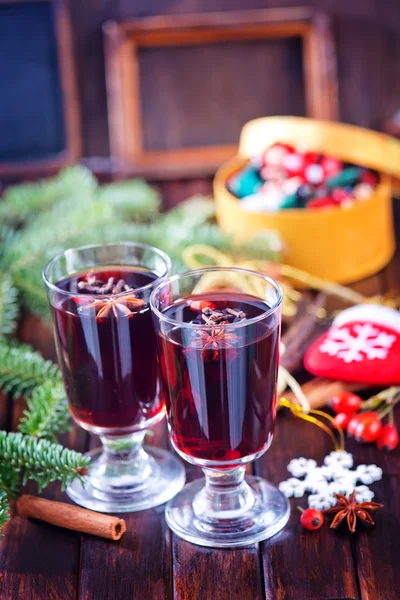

{"left": 0, "top": 343, "right": 62, "bottom": 400}
{"left": 18, "top": 381, "right": 71, "bottom": 443}
{"left": 0, "top": 276, "right": 19, "bottom": 338}
{"left": 0, "top": 488, "right": 10, "bottom": 534}
{"left": 0, "top": 431, "right": 90, "bottom": 494}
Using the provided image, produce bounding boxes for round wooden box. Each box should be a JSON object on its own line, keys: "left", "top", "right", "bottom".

{"left": 214, "top": 117, "right": 400, "bottom": 283}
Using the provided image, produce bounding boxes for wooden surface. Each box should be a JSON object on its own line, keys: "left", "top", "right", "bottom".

{"left": 103, "top": 8, "right": 338, "bottom": 177}
{"left": 67, "top": 0, "right": 400, "bottom": 161}
{"left": 1, "top": 238, "right": 400, "bottom": 599}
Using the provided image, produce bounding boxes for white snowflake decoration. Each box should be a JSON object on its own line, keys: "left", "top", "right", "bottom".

{"left": 319, "top": 323, "right": 396, "bottom": 363}
{"left": 354, "top": 485, "right": 375, "bottom": 503}
{"left": 287, "top": 458, "right": 317, "bottom": 478}
{"left": 279, "top": 451, "right": 382, "bottom": 509}
{"left": 324, "top": 450, "right": 354, "bottom": 469}
{"left": 308, "top": 493, "right": 336, "bottom": 510}
{"left": 279, "top": 478, "right": 305, "bottom": 498}
{"left": 355, "top": 464, "right": 383, "bottom": 484}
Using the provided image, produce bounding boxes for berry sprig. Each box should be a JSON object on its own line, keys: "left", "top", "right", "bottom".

{"left": 330, "top": 389, "right": 400, "bottom": 451}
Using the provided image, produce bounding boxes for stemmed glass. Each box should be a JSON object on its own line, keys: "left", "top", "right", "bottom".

{"left": 150, "top": 267, "right": 290, "bottom": 547}
{"left": 43, "top": 242, "right": 185, "bottom": 512}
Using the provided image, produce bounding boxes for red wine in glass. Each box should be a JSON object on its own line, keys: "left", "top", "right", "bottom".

{"left": 52, "top": 266, "right": 164, "bottom": 431}
{"left": 157, "top": 292, "right": 280, "bottom": 463}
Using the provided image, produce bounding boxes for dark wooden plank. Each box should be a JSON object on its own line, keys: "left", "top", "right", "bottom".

{"left": 345, "top": 413, "right": 400, "bottom": 600}
{"left": 172, "top": 458, "right": 264, "bottom": 600}
{"left": 257, "top": 411, "right": 359, "bottom": 600}
{"left": 77, "top": 419, "right": 172, "bottom": 600}
{"left": 0, "top": 387, "right": 82, "bottom": 600}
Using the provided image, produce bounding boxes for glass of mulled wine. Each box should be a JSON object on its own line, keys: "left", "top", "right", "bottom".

{"left": 43, "top": 242, "right": 185, "bottom": 513}
{"left": 150, "top": 267, "right": 290, "bottom": 547}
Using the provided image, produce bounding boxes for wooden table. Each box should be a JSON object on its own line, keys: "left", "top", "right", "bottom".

{"left": 1, "top": 258, "right": 400, "bottom": 600}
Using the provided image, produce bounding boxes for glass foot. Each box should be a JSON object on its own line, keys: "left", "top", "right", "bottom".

{"left": 67, "top": 445, "right": 186, "bottom": 513}
{"left": 165, "top": 475, "right": 290, "bottom": 548}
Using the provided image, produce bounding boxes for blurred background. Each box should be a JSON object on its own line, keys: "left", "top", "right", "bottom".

{"left": 1, "top": 0, "right": 400, "bottom": 206}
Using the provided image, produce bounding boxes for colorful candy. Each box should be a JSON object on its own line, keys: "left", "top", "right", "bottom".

{"left": 227, "top": 143, "right": 379, "bottom": 213}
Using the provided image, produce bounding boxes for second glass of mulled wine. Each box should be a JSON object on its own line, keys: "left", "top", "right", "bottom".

{"left": 43, "top": 242, "right": 185, "bottom": 512}
{"left": 150, "top": 267, "right": 290, "bottom": 547}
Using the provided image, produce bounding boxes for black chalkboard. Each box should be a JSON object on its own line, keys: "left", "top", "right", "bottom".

{"left": 0, "top": 1, "right": 66, "bottom": 163}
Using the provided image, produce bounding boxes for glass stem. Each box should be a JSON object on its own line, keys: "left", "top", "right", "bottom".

{"left": 193, "top": 466, "right": 255, "bottom": 522}
{"left": 89, "top": 432, "right": 154, "bottom": 493}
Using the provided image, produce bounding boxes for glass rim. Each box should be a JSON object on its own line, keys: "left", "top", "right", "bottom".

{"left": 150, "top": 266, "right": 283, "bottom": 330}
{"left": 42, "top": 241, "right": 172, "bottom": 299}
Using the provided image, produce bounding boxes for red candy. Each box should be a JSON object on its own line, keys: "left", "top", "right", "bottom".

{"left": 332, "top": 188, "right": 349, "bottom": 204}
{"left": 320, "top": 156, "right": 342, "bottom": 177}
{"left": 307, "top": 197, "right": 336, "bottom": 210}
{"left": 262, "top": 143, "right": 293, "bottom": 167}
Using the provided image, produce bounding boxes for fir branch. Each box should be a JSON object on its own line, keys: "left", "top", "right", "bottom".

{"left": 0, "top": 165, "right": 97, "bottom": 225}
{"left": 0, "top": 343, "right": 62, "bottom": 400}
{"left": 18, "top": 381, "right": 71, "bottom": 443}
{"left": 0, "top": 275, "right": 19, "bottom": 338}
{"left": 0, "top": 488, "right": 10, "bottom": 534}
{"left": 99, "top": 179, "right": 161, "bottom": 221}
{"left": 0, "top": 431, "right": 90, "bottom": 493}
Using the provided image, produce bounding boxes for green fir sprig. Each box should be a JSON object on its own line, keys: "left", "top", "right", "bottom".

{"left": 0, "top": 343, "right": 62, "bottom": 399}
{"left": 0, "top": 431, "right": 90, "bottom": 497}
{"left": 18, "top": 381, "right": 71, "bottom": 443}
{"left": 0, "top": 276, "right": 19, "bottom": 338}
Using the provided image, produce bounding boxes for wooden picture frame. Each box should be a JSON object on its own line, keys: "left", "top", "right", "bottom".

{"left": 0, "top": 0, "right": 81, "bottom": 178}
{"left": 103, "top": 8, "right": 339, "bottom": 179}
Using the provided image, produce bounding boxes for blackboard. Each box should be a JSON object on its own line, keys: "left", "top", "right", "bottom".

{"left": 0, "top": 0, "right": 81, "bottom": 176}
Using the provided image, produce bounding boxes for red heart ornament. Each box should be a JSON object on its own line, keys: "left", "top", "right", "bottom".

{"left": 304, "top": 305, "right": 400, "bottom": 385}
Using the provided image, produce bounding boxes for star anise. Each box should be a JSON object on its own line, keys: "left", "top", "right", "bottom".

{"left": 324, "top": 491, "right": 383, "bottom": 533}
{"left": 187, "top": 327, "right": 239, "bottom": 360}
{"left": 79, "top": 295, "right": 145, "bottom": 320}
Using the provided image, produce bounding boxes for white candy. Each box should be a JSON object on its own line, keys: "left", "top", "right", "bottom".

{"left": 287, "top": 457, "right": 317, "bottom": 478}
{"left": 308, "top": 493, "right": 336, "bottom": 510}
{"left": 324, "top": 451, "right": 354, "bottom": 469}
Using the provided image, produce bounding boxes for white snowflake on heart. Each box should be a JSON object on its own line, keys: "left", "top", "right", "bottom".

{"left": 320, "top": 323, "right": 396, "bottom": 363}
{"left": 279, "top": 451, "right": 382, "bottom": 510}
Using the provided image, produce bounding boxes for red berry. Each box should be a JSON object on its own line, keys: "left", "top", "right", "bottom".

{"left": 333, "top": 412, "right": 352, "bottom": 430}
{"left": 377, "top": 424, "right": 399, "bottom": 452}
{"left": 189, "top": 300, "right": 216, "bottom": 312}
{"left": 329, "top": 391, "right": 362, "bottom": 414}
{"left": 300, "top": 508, "right": 324, "bottom": 530}
{"left": 347, "top": 411, "right": 382, "bottom": 443}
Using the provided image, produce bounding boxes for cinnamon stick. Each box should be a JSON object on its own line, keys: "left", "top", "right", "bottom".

{"left": 283, "top": 378, "right": 368, "bottom": 410}
{"left": 16, "top": 495, "right": 126, "bottom": 540}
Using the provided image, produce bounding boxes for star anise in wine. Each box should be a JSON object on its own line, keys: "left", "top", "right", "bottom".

{"left": 79, "top": 295, "right": 145, "bottom": 320}
{"left": 324, "top": 491, "right": 383, "bottom": 533}
{"left": 187, "top": 327, "right": 240, "bottom": 361}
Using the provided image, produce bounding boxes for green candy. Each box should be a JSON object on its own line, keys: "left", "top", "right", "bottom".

{"left": 280, "top": 194, "right": 297, "bottom": 210}
{"left": 228, "top": 168, "right": 263, "bottom": 199}
{"left": 326, "top": 167, "right": 361, "bottom": 189}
